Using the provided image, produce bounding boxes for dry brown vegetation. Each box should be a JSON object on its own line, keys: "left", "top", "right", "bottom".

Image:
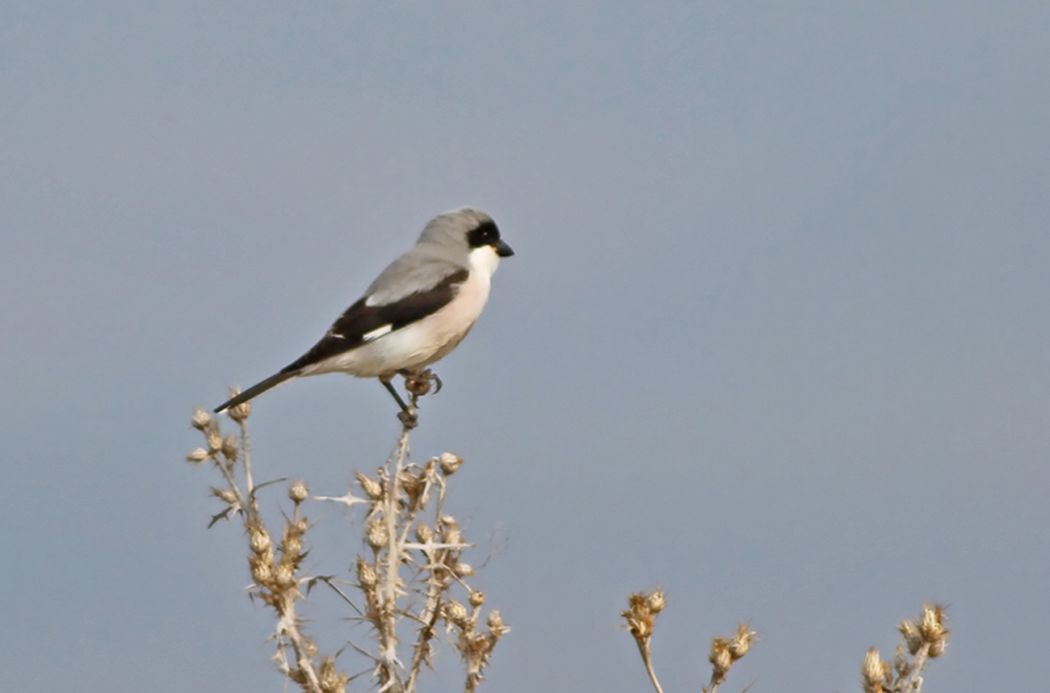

{"left": 186, "top": 386, "right": 506, "bottom": 693}
{"left": 620, "top": 590, "right": 949, "bottom": 693}
{"left": 186, "top": 386, "right": 949, "bottom": 692}
{"left": 622, "top": 589, "right": 755, "bottom": 693}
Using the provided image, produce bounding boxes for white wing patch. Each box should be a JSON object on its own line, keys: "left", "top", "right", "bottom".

{"left": 362, "top": 324, "right": 394, "bottom": 342}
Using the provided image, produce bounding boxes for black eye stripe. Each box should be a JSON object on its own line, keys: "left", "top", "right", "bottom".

{"left": 466, "top": 220, "right": 501, "bottom": 248}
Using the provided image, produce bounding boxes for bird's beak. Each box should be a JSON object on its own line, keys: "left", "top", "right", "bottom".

{"left": 495, "top": 240, "right": 515, "bottom": 257}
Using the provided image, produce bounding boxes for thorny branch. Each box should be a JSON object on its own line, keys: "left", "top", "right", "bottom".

{"left": 186, "top": 381, "right": 507, "bottom": 693}
{"left": 862, "top": 604, "right": 949, "bottom": 693}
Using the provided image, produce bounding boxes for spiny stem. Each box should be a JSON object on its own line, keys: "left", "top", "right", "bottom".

{"left": 278, "top": 606, "right": 323, "bottom": 693}
{"left": 377, "top": 411, "right": 414, "bottom": 691}
{"left": 238, "top": 418, "right": 254, "bottom": 494}
{"left": 406, "top": 572, "right": 443, "bottom": 690}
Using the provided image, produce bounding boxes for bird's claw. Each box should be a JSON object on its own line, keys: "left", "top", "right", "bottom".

{"left": 403, "top": 369, "right": 442, "bottom": 397}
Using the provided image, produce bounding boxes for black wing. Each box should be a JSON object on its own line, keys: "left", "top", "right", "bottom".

{"left": 282, "top": 268, "right": 469, "bottom": 374}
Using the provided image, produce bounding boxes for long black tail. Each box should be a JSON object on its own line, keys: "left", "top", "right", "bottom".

{"left": 214, "top": 371, "right": 296, "bottom": 413}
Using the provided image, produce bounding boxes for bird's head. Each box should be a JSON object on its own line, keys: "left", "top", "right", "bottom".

{"left": 419, "top": 207, "right": 514, "bottom": 278}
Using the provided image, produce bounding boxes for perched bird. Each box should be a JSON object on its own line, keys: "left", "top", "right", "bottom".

{"left": 214, "top": 208, "right": 514, "bottom": 416}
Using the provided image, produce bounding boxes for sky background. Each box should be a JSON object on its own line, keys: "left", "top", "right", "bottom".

{"left": 2, "top": 2, "right": 1048, "bottom": 691}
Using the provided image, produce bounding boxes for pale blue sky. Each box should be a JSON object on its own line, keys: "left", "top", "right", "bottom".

{"left": 2, "top": 3, "right": 1048, "bottom": 691}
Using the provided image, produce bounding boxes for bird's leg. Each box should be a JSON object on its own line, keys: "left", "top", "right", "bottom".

{"left": 380, "top": 377, "right": 411, "bottom": 412}
{"left": 380, "top": 376, "right": 419, "bottom": 429}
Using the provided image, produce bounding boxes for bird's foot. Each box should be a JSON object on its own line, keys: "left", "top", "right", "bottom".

{"left": 403, "top": 369, "right": 442, "bottom": 397}
{"left": 398, "top": 408, "right": 419, "bottom": 429}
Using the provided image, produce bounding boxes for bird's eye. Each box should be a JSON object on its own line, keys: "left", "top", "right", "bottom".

{"left": 467, "top": 220, "right": 500, "bottom": 248}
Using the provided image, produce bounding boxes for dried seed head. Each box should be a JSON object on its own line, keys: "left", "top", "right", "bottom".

{"left": 898, "top": 618, "right": 923, "bottom": 655}
{"left": 622, "top": 592, "right": 657, "bottom": 640}
{"left": 191, "top": 408, "right": 212, "bottom": 430}
{"left": 281, "top": 521, "right": 302, "bottom": 542}
{"left": 486, "top": 610, "right": 509, "bottom": 637}
{"left": 211, "top": 487, "right": 239, "bottom": 505}
{"left": 444, "top": 599, "right": 469, "bottom": 627}
{"left": 454, "top": 562, "right": 475, "bottom": 577}
{"left": 282, "top": 536, "right": 303, "bottom": 562}
{"left": 415, "top": 523, "right": 433, "bottom": 543}
{"left": 366, "top": 519, "right": 388, "bottom": 549}
{"left": 862, "top": 647, "right": 889, "bottom": 693}
{"left": 469, "top": 590, "right": 485, "bottom": 608}
{"left": 646, "top": 589, "right": 666, "bottom": 614}
{"left": 255, "top": 550, "right": 274, "bottom": 568}
{"left": 728, "top": 623, "right": 755, "bottom": 660}
{"left": 251, "top": 560, "right": 273, "bottom": 585}
{"left": 206, "top": 431, "right": 223, "bottom": 454}
{"left": 221, "top": 434, "right": 239, "bottom": 462}
{"left": 226, "top": 389, "right": 252, "bottom": 422}
{"left": 273, "top": 564, "right": 295, "bottom": 589}
{"left": 399, "top": 468, "right": 427, "bottom": 510}
{"left": 186, "top": 448, "right": 209, "bottom": 464}
{"left": 288, "top": 480, "right": 309, "bottom": 504}
{"left": 627, "top": 615, "right": 652, "bottom": 639}
{"left": 928, "top": 636, "right": 947, "bottom": 658}
{"left": 438, "top": 452, "right": 464, "bottom": 475}
{"left": 356, "top": 471, "right": 383, "bottom": 501}
{"left": 318, "top": 656, "right": 348, "bottom": 693}
{"left": 442, "top": 523, "right": 463, "bottom": 547}
{"left": 709, "top": 638, "right": 732, "bottom": 677}
{"left": 356, "top": 556, "right": 377, "bottom": 588}
{"left": 919, "top": 604, "right": 948, "bottom": 644}
{"left": 249, "top": 529, "right": 272, "bottom": 555}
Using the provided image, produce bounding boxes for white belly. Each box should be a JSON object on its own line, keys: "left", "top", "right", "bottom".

{"left": 304, "top": 270, "right": 492, "bottom": 379}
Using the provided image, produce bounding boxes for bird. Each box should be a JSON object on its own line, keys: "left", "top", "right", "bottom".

{"left": 214, "top": 207, "right": 514, "bottom": 417}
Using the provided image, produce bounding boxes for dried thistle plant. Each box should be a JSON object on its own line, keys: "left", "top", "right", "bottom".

{"left": 622, "top": 590, "right": 667, "bottom": 693}
{"left": 186, "top": 386, "right": 507, "bottom": 692}
{"left": 703, "top": 622, "right": 755, "bottom": 693}
{"left": 622, "top": 590, "right": 755, "bottom": 693}
{"left": 188, "top": 396, "right": 335, "bottom": 692}
{"left": 861, "top": 604, "right": 949, "bottom": 693}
